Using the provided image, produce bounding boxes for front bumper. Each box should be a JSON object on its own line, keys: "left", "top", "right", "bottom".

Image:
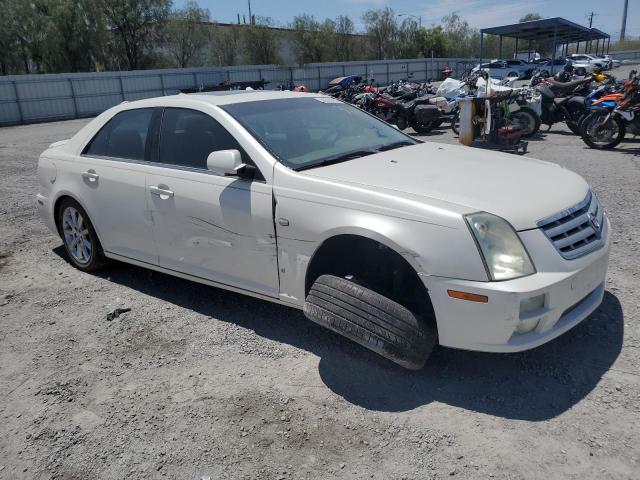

{"left": 421, "top": 218, "right": 610, "bottom": 353}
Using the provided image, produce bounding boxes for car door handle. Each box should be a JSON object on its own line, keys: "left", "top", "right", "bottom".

{"left": 81, "top": 170, "right": 99, "bottom": 182}
{"left": 149, "top": 185, "right": 174, "bottom": 198}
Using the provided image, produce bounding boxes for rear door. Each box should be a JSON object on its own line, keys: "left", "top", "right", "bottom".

{"left": 75, "top": 108, "right": 158, "bottom": 264}
{"left": 145, "top": 107, "right": 279, "bottom": 297}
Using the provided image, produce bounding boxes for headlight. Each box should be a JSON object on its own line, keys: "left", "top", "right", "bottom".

{"left": 465, "top": 212, "right": 536, "bottom": 281}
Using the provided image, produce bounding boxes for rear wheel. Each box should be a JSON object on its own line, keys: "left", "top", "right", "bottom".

{"left": 566, "top": 121, "right": 581, "bottom": 135}
{"left": 304, "top": 274, "right": 436, "bottom": 370}
{"left": 56, "top": 198, "right": 107, "bottom": 272}
{"left": 581, "top": 112, "right": 625, "bottom": 149}
{"left": 451, "top": 111, "right": 460, "bottom": 135}
{"left": 509, "top": 107, "right": 540, "bottom": 137}
{"left": 411, "top": 120, "right": 435, "bottom": 134}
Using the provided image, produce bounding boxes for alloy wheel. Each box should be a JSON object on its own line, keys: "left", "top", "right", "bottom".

{"left": 62, "top": 206, "right": 92, "bottom": 264}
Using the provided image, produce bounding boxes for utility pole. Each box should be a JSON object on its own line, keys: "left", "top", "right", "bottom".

{"left": 587, "top": 12, "right": 596, "bottom": 53}
{"left": 620, "top": 0, "right": 629, "bottom": 41}
{"left": 248, "top": 0, "right": 253, "bottom": 25}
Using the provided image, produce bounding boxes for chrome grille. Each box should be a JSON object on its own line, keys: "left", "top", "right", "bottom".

{"left": 538, "top": 191, "right": 605, "bottom": 260}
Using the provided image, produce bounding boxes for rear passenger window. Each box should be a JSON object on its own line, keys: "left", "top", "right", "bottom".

{"left": 159, "top": 108, "right": 245, "bottom": 170}
{"left": 84, "top": 109, "right": 153, "bottom": 161}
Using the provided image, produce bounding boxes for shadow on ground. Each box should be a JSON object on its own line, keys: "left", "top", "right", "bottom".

{"left": 54, "top": 247, "right": 623, "bottom": 421}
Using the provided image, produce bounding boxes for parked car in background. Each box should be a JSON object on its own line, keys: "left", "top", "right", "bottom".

{"left": 35, "top": 90, "right": 611, "bottom": 370}
{"left": 515, "top": 51, "right": 541, "bottom": 62}
{"left": 571, "top": 54, "right": 606, "bottom": 72}
{"left": 472, "top": 60, "right": 531, "bottom": 79}
{"left": 591, "top": 55, "right": 614, "bottom": 70}
{"left": 602, "top": 54, "right": 621, "bottom": 67}
{"left": 532, "top": 58, "right": 569, "bottom": 76}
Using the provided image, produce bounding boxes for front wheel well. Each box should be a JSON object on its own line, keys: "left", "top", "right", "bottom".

{"left": 305, "top": 234, "right": 436, "bottom": 321}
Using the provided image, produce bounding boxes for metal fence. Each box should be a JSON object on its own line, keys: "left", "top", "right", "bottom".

{"left": 610, "top": 49, "right": 640, "bottom": 61}
{"left": 2, "top": 51, "right": 638, "bottom": 127}
{"left": 0, "top": 57, "right": 477, "bottom": 127}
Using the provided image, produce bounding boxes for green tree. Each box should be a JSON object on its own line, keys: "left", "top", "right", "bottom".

{"left": 165, "top": 1, "right": 210, "bottom": 67}
{"left": 363, "top": 8, "right": 398, "bottom": 60}
{"left": 242, "top": 17, "right": 280, "bottom": 65}
{"left": 519, "top": 13, "right": 544, "bottom": 23}
{"left": 418, "top": 26, "right": 446, "bottom": 58}
{"left": 212, "top": 26, "right": 241, "bottom": 66}
{"left": 442, "top": 12, "right": 474, "bottom": 57}
{"left": 396, "top": 18, "right": 418, "bottom": 58}
{"left": 47, "top": 0, "right": 107, "bottom": 72}
{"left": 334, "top": 15, "right": 355, "bottom": 61}
{"left": 102, "top": 0, "right": 171, "bottom": 70}
{"left": 291, "top": 14, "right": 325, "bottom": 64}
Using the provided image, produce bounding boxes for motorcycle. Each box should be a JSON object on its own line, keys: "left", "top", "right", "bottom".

{"left": 580, "top": 71, "right": 640, "bottom": 149}
{"left": 534, "top": 76, "right": 592, "bottom": 134}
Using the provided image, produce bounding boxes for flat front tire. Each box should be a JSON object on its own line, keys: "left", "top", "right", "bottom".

{"left": 304, "top": 274, "right": 436, "bottom": 369}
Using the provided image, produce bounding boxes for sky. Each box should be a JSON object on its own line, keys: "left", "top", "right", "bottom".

{"left": 180, "top": 0, "right": 639, "bottom": 41}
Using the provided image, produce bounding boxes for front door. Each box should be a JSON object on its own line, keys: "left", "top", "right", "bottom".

{"left": 146, "top": 107, "right": 279, "bottom": 297}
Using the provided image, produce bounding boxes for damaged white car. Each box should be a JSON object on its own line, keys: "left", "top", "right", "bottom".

{"left": 36, "top": 91, "right": 610, "bottom": 369}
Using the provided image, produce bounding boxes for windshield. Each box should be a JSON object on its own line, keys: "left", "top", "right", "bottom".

{"left": 221, "top": 97, "right": 417, "bottom": 171}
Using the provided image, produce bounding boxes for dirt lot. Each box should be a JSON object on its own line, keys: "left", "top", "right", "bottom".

{"left": 1, "top": 66, "right": 639, "bottom": 479}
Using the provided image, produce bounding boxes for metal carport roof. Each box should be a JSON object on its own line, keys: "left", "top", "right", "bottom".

{"left": 479, "top": 17, "right": 611, "bottom": 74}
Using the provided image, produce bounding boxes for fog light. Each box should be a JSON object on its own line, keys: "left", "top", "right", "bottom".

{"left": 519, "top": 294, "right": 545, "bottom": 317}
{"left": 514, "top": 317, "right": 540, "bottom": 334}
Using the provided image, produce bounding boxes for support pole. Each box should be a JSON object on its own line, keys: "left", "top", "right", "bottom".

{"left": 550, "top": 26, "right": 558, "bottom": 75}
{"left": 576, "top": 41, "right": 580, "bottom": 54}
{"left": 499, "top": 35, "right": 503, "bottom": 59}
{"left": 515, "top": 38, "right": 519, "bottom": 59}
{"left": 607, "top": 37, "right": 610, "bottom": 54}
{"left": 528, "top": 40, "right": 532, "bottom": 61}
{"left": 479, "top": 31, "right": 484, "bottom": 69}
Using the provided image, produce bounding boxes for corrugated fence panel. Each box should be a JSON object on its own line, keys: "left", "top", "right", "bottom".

{"left": 8, "top": 53, "right": 634, "bottom": 126}
{"left": 162, "top": 72, "right": 198, "bottom": 92}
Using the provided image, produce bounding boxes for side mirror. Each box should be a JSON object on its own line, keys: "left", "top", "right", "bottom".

{"left": 206, "top": 150, "right": 246, "bottom": 176}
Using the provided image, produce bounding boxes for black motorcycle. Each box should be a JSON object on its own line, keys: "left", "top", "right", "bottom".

{"left": 535, "top": 78, "right": 592, "bottom": 134}
{"left": 393, "top": 95, "right": 442, "bottom": 134}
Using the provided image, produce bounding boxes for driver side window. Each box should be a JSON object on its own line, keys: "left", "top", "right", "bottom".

{"left": 158, "top": 108, "right": 261, "bottom": 178}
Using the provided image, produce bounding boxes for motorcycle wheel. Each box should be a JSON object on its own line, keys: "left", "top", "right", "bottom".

{"left": 509, "top": 107, "right": 540, "bottom": 137}
{"left": 581, "top": 112, "right": 626, "bottom": 149}
{"left": 451, "top": 112, "right": 460, "bottom": 135}
{"left": 412, "top": 120, "right": 435, "bottom": 134}
{"left": 566, "top": 119, "right": 582, "bottom": 135}
{"left": 395, "top": 117, "right": 408, "bottom": 130}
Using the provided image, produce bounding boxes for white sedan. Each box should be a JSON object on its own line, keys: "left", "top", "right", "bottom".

{"left": 36, "top": 91, "right": 610, "bottom": 369}
{"left": 472, "top": 60, "right": 532, "bottom": 79}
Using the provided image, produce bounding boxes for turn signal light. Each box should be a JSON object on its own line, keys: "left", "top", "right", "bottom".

{"left": 447, "top": 290, "right": 489, "bottom": 303}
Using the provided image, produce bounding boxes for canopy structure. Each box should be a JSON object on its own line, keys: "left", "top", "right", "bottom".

{"left": 479, "top": 17, "right": 611, "bottom": 73}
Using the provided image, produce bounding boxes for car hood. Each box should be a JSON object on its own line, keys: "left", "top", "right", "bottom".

{"left": 301, "top": 142, "right": 589, "bottom": 231}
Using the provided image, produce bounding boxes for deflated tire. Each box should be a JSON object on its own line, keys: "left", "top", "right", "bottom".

{"left": 304, "top": 274, "right": 436, "bottom": 369}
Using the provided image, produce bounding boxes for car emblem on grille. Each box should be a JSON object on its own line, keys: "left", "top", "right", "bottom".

{"left": 588, "top": 212, "right": 600, "bottom": 231}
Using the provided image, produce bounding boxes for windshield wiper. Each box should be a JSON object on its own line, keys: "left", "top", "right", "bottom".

{"left": 375, "top": 140, "right": 415, "bottom": 152}
{"left": 296, "top": 149, "right": 377, "bottom": 171}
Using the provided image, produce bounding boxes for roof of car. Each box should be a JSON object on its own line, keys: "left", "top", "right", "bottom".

{"left": 180, "top": 90, "right": 319, "bottom": 105}
{"left": 113, "top": 90, "right": 323, "bottom": 112}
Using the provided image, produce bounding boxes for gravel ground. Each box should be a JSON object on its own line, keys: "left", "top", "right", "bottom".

{"left": 1, "top": 65, "right": 639, "bottom": 480}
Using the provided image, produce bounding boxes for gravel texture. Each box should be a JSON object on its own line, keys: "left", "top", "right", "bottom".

{"left": 1, "top": 65, "right": 639, "bottom": 479}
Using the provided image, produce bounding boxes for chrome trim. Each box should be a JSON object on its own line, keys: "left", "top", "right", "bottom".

{"left": 537, "top": 190, "right": 605, "bottom": 260}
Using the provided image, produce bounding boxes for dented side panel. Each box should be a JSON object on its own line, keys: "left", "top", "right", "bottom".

{"left": 146, "top": 166, "right": 279, "bottom": 297}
